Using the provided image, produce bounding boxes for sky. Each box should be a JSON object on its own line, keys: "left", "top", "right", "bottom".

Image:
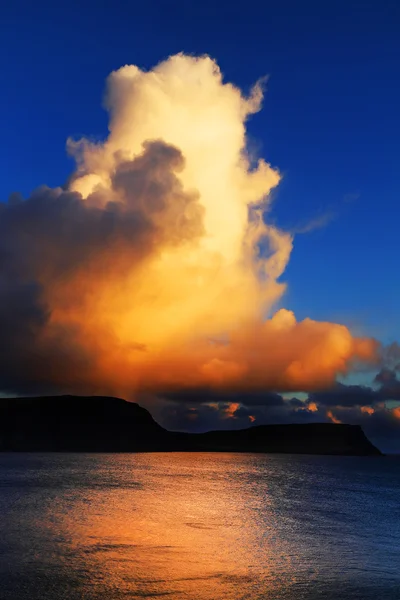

{"left": 1, "top": 0, "right": 400, "bottom": 451}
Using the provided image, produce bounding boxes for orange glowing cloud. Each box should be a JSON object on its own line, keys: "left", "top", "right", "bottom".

{"left": 307, "top": 402, "right": 318, "bottom": 412}
{"left": 0, "top": 54, "right": 379, "bottom": 397}
{"left": 327, "top": 410, "right": 342, "bottom": 424}
{"left": 360, "top": 406, "right": 374, "bottom": 415}
{"left": 223, "top": 403, "right": 240, "bottom": 419}
{"left": 392, "top": 406, "right": 400, "bottom": 419}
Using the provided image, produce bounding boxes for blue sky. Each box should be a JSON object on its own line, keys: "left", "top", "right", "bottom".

{"left": 1, "top": 0, "right": 399, "bottom": 342}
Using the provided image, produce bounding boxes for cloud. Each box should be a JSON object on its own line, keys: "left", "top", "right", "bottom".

{"left": 293, "top": 211, "right": 336, "bottom": 234}
{"left": 308, "top": 383, "right": 380, "bottom": 408}
{"left": 0, "top": 53, "right": 378, "bottom": 398}
{"left": 148, "top": 369, "right": 400, "bottom": 451}
{"left": 162, "top": 388, "right": 285, "bottom": 407}
{"left": 0, "top": 140, "right": 203, "bottom": 393}
{"left": 343, "top": 192, "right": 360, "bottom": 203}
{"left": 308, "top": 373, "right": 400, "bottom": 408}
{"left": 327, "top": 410, "right": 342, "bottom": 424}
{"left": 293, "top": 191, "right": 361, "bottom": 236}
{"left": 379, "top": 342, "right": 400, "bottom": 371}
{"left": 393, "top": 406, "right": 400, "bottom": 419}
{"left": 151, "top": 385, "right": 400, "bottom": 452}
{"left": 360, "top": 406, "right": 374, "bottom": 415}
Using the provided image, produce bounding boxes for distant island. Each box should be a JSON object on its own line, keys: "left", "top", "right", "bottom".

{"left": 0, "top": 395, "right": 382, "bottom": 456}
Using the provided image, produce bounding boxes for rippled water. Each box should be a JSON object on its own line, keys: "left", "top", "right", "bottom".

{"left": 1, "top": 452, "right": 399, "bottom": 599}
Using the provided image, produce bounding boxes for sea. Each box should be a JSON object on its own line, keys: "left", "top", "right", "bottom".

{"left": 0, "top": 452, "right": 399, "bottom": 600}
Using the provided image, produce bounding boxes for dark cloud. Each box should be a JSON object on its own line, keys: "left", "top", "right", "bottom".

{"left": 155, "top": 397, "right": 323, "bottom": 433}
{"left": 288, "top": 397, "right": 305, "bottom": 408}
{"left": 162, "top": 388, "right": 285, "bottom": 407}
{"left": 162, "top": 370, "right": 400, "bottom": 415}
{"left": 308, "top": 374, "right": 400, "bottom": 408}
{"left": 380, "top": 342, "right": 400, "bottom": 370}
{"left": 153, "top": 394, "right": 400, "bottom": 453}
{"left": 1, "top": 141, "right": 202, "bottom": 284}
{"left": 152, "top": 389, "right": 321, "bottom": 434}
{"left": 373, "top": 368, "right": 400, "bottom": 401}
{"left": 0, "top": 140, "right": 203, "bottom": 395}
{"left": 308, "top": 383, "right": 380, "bottom": 408}
{"left": 149, "top": 375, "right": 400, "bottom": 453}
{"left": 374, "top": 368, "right": 397, "bottom": 385}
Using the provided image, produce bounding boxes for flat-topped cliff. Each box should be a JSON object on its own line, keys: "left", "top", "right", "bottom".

{"left": 0, "top": 395, "right": 382, "bottom": 455}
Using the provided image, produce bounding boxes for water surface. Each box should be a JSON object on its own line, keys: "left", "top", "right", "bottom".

{"left": 1, "top": 452, "right": 399, "bottom": 599}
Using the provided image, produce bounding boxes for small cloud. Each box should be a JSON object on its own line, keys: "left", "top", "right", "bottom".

{"left": 393, "top": 406, "right": 400, "bottom": 419}
{"left": 293, "top": 211, "right": 335, "bottom": 234}
{"left": 222, "top": 402, "right": 240, "bottom": 419}
{"left": 327, "top": 410, "right": 342, "bottom": 424}
{"left": 343, "top": 192, "right": 360, "bottom": 203}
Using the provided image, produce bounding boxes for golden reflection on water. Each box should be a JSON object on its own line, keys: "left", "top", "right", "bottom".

{"left": 43, "top": 453, "right": 295, "bottom": 599}
{"left": 2, "top": 452, "right": 399, "bottom": 599}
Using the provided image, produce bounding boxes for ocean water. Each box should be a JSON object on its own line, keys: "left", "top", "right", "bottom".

{"left": 0, "top": 453, "right": 399, "bottom": 600}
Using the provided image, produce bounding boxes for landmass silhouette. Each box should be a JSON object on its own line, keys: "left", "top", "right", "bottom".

{"left": 0, "top": 395, "right": 382, "bottom": 455}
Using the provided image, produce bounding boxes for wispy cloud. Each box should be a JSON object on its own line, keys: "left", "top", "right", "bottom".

{"left": 343, "top": 192, "right": 360, "bottom": 203}
{"left": 293, "top": 210, "right": 336, "bottom": 234}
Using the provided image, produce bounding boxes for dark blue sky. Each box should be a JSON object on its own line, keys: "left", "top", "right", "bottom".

{"left": 1, "top": 0, "right": 399, "bottom": 344}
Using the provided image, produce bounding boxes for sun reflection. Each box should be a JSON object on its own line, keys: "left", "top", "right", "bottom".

{"left": 40, "top": 453, "right": 297, "bottom": 599}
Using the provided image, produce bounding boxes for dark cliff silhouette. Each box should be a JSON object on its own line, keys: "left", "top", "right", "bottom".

{"left": 0, "top": 395, "right": 382, "bottom": 455}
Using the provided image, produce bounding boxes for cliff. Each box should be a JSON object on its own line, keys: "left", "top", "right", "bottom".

{"left": 176, "top": 423, "right": 382, "bottom": 456}
{"left": 0, "top": 395, "right": 169, "bottom": 452}
{"left": 0, "top": 395, "right": 382, "bottom": 455}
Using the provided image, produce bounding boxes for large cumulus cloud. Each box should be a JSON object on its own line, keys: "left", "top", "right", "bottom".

{"left": 0, "top": 53, "right": 388, "bottom": 432}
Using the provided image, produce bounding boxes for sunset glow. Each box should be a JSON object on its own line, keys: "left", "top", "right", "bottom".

{"left": 392, "top": 406, "right": 400, "bottom": 419}
{"left": 2, "top": 6, "right": 400, "bottom": 600}
{"left": 327, "top": 410, "right": 342, "bottom": 425}
{"left": 2, "top": 54, "right": 378, "bottom": 398}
